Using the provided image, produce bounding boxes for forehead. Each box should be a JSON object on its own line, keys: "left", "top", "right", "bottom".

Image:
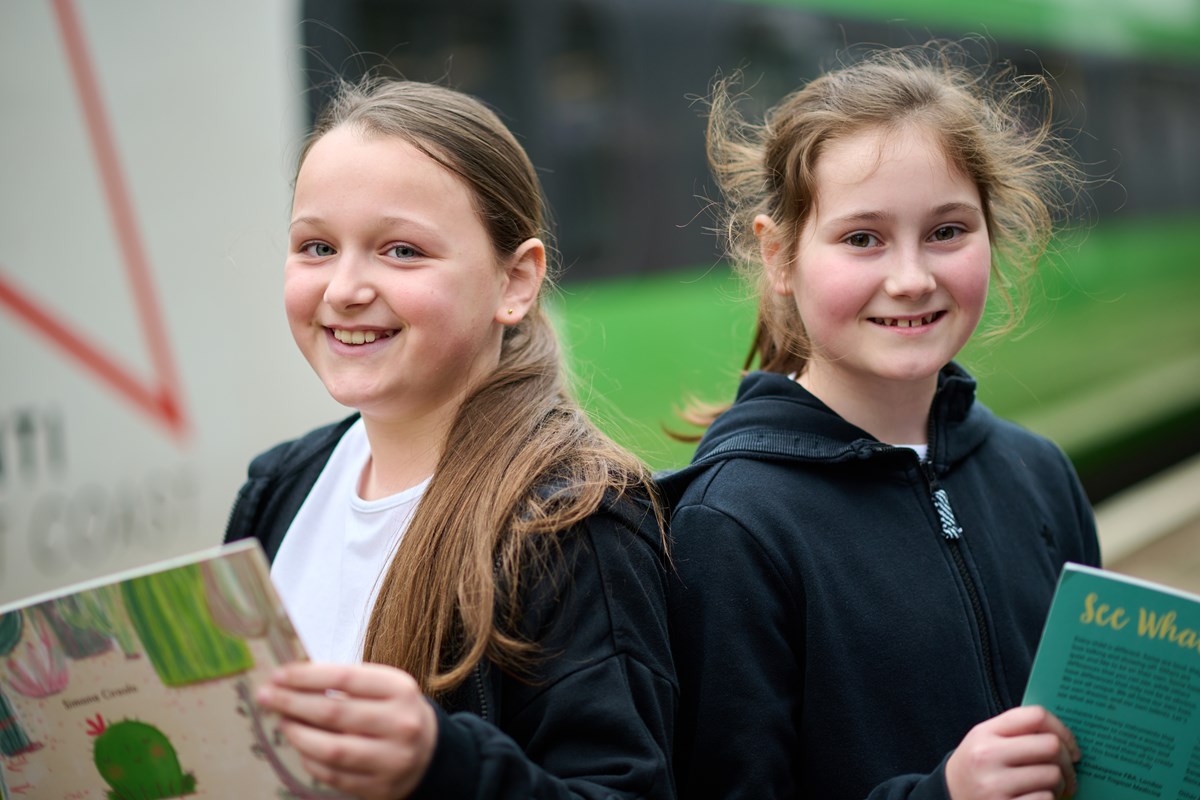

{"left": 299, "top": 126, "right": 466, "bottom": 194}
{"left": 294, "top": 125, "right": 482, "bottom": 217}
{"left": 807, "top": 124, "right": 978, "bottom": 215}
{"left": 816, "top": 125, "right": 961, "bottom": 188}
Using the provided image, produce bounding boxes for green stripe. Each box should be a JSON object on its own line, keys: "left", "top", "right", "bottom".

{"left": 726, "top": 0, "right": 1200, "bottom": 63}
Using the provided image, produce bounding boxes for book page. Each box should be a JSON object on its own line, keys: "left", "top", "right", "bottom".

{"left": 1023, "top": 562, "right": 1200, "bottom": 800}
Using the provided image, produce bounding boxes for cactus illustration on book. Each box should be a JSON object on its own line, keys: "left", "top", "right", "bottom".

{"left": 0, "top": 689, "right": 40, "bottom": 757}
{"left": 121, "top": 564, "right": 253, "bottom": 686}
{"left": 87, "top": 714, "right": 196, "bottom": 800}
{"left": 0, "top": 613, "right": 21, "bottom": 658}
{"left": 58, "top": 586, "right": 140, "bottom": 659}
{"left": 33, "top": 602, "right": 112, "bottom": 660}
{"left": 2, "top": 608, "right": 68, "bottom": 698}
{"left": 1, "top": 611, "right": 49, "bottom": 755}
{"left": 202, "top": 557, "right": 304, "bottom": 664}
{"left": 0, "top": 541, "right": 320, "bottom": 796}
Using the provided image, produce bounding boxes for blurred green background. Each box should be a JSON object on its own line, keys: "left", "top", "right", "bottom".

{"left": 303, "top": 0, "right": 1200, "bottom": 499}
{"left": 555, "top": 216, "right": 1200, "bottom": 489}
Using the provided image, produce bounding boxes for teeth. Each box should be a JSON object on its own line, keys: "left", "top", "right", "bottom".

{"left": 332, "top": 328, "right": 394, "bottom": 345}
{"left": 872, "top": 313, "right": 937, "bottom": 328}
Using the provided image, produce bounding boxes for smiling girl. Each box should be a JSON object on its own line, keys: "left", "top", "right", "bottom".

{"left": 660, "top": 44, "right": 1099, "bottom": 800}
{"left": 224, "top": 79, "right": 674, "bottom": 799}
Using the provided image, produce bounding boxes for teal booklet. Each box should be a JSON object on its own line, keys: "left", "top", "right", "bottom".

{"left": 1023, "top": 562, "right": 1200, "bottom": 799}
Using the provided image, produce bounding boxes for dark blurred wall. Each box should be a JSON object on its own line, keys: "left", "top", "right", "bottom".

{"left": 301, "top": 0, "right": 1200, "bottom": 282}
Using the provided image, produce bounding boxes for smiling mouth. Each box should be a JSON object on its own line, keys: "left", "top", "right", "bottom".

{"left": 868, "top": 311, "right": 945, "bottom": 328}
{"left": 330, "top": 328, "right": 399, "bottom": 345}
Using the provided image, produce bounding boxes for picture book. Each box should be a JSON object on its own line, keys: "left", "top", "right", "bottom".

{"left": 0, "top": 539, "right": 348, "bottom": 799}
{"left": 1022, "top": 562, "right": 1200, "bottom": 800}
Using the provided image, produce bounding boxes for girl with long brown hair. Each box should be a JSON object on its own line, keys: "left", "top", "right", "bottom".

{"left": 225, "top": 78, "right": 674, "bottom": 799}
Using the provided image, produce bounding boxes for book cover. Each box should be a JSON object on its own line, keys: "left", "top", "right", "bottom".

{"left": 0, "top": 539, "right": 348, "bottom": 799}
{"left": 1022, "top": 562, "right": 1200, "bottom": 799}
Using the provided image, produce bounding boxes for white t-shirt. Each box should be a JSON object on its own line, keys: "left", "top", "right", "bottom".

{"left": 786, "top": 372, "right": 929, "bottom": 460}
{"left": 270, "top": 418, "right": 430, "bottom": 663}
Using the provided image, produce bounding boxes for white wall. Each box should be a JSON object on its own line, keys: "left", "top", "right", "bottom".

{"left": 0, "top": 0, "right": 342, "bottom": 604}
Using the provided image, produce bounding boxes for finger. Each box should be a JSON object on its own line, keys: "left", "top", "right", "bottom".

{"left": 284, "top": 719, "right": 428, "bottom": 798}
{"left": 269, "top": 662, "right": 418, "bottom": 700}
{"left": 264, "top": 682, "right": 437, "bottom": 751}
{"left": 258, "top": 684, "right": 355, "bottom": 733}
{"left": 1016, "top": 707, "right": 1081, "bottom": 761}
{"left": 1000, "top": 763, "right": 1067, "bottom": 797}
{"left": 994, "top": 707, "right": 1081, "bottom": 758}
{"left": 283, "top": 720, "right": 372, "bottom": 773}
{"left": 282, "top": 717, "right": 404, "bottom": 773}
{"left": 260, "top": 683, "right": 409, "bottom": 738}
{"left": 1034, "top": 709, "right": 1081, "bottom": 763}
{"left": 1003, "top": 732, "right": 1068, "bottom": 767}
{"left": 295, "top": 751, "right": 384, "bottom": 799}
{"left": 1057, "top": 746, "right": 1078, "bottom": 798}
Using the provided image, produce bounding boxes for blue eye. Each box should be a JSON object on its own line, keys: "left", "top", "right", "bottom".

{"left": 300, "top": 241, "right": 335, "bottom": 257}
{"left": 387, "top": 243, "right": 420, "bottom": 259}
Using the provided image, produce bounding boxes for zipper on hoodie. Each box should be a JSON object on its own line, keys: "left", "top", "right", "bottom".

{"left": 472, "top": 663, "right": 490, "bottom": 722}
{"left": 469, "top": 552, "right": 505, "bottom": 724}
{"left": 919, "top": 456, "right": 1005, "bottom": 714}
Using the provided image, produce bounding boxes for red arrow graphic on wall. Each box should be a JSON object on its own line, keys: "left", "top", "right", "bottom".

{"left": 0, "top": 0, "right": 189, "bottom": 441}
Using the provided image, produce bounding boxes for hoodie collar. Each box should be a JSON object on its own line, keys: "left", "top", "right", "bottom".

{"left": 691, "top": 362, "right": 990, "bottom": 470}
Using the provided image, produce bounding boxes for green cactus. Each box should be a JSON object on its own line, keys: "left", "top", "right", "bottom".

{"left": 121, "top": 564, "right": 253, "bottom": 686}
{"left": 0, "top": 611, "right": 22, "bottom": 656}
{"left": 35, "top": 602, "right": 112, "bottom": 659}
{"left": 58, "top": 586, "right": 140, "bottom": 659}
{"left": 0, "top": 689, "right": 39, "bottom": 757}
{"left": 91, "top": 718, "right": 196, "bottom": 800}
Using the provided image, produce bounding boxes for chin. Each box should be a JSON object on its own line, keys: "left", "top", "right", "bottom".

{"left": 876, "top": 362, "right": 945, "bottom": 386}
{"left": 318, "top": 379, "right": 382, "bottom": 411}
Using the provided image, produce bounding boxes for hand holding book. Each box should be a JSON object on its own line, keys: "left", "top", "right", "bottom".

{"left": 1023, "top": 563, "right": 1200, "bottom": 799}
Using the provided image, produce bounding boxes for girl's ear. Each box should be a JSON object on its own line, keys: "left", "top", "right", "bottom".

{"left": 754, "top": 214, "right": 792, "bottom": 296}
{"left": 496, "top": 238, "right": 547, "bottom": 324}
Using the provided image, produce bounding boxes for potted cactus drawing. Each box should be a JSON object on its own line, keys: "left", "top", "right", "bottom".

{"left": 87, "top": 714, "right": 196, "bottom": 800}
{"left": 2, "top": 608, "right": 68, "bottom": 698}
{"left": 0, "top": 688, "right": 41, "bottom": 758}
{"left": 58, "top": 585, "right": 141, "bottom": 659}
{"left": 201, "top": 556, "right": 304, "bottom": 664}
{"left": 0, "top": 612, "right": 41, "bottom": 756}
{"left": 121, "top": 564, "right": 253, "bottom": 686}
{"left": 34, "top": 602, "right": 113, "bottom": 660}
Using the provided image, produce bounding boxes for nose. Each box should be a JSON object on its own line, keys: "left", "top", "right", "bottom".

{"left": 883, "top": 246, "right": 937, "bottom": 300}
{"left": 322, "top": 251, "right": 376, "bottom": 311}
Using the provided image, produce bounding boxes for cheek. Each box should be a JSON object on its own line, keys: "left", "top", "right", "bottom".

{"left": 953, "top": 250, "right": 992, "bottom": 319}
{"left": 794, "top": 267, "right": 870, "bottom": 330}
{"left": 283, "top": 267, "right": 318, "bottom": 329}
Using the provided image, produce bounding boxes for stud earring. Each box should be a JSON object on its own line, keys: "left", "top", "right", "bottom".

{"left": 507, "top": 308, "right": 514, "bottom": 315}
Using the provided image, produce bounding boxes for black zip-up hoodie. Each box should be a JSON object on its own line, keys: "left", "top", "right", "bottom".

{"left": 658, "top": 365, "right": 1100, "bottom": 799}
{"left": 225, "top": 415, "right": 677, "bottom": 799}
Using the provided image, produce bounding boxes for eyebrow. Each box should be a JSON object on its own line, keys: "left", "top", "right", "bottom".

{"left": 288, "top": 215, "right": 441, "bottom": 236}
{"left": 826, "top": 202, "right": 983, "bottom": 227}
